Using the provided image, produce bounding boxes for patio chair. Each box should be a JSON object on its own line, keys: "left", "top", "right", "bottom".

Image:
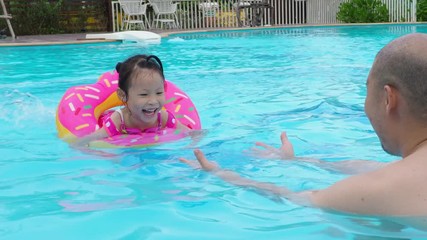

{"left": 234, "top": 0, "right": 273, "bottom": 27}
{"left": 199, "top": 0, "right": 219, "bottom": 15}
{"left": 199, "top": 0, "right": 219, "bottom": 27}
{"left": 148, "top": 0, "right": 180, "bottom": 29}
{"left": 250, "top": 0, "right": 273, "bottom": 27}
{"left": 119, "top": 0, "right": 150, "bottom": 30}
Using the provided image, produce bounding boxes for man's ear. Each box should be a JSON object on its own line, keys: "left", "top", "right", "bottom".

{"left": 384, "top": 84, "right": 397, "bottom": 114}
{"left": 117, "top": 88, "right": 127, "bottom": 102}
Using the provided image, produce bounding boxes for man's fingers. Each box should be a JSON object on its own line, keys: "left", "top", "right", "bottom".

{"left": 179, "top": 157, "right": 202, "bottom": 169}
{"left": 250, "top": 147, "right": 270, "bottom": 155}
{"left": 179, "top": 157, "right": 191, "bottom": 164}
{"left": 255, "top": 142, "right": 275, "bottom": 150}
{"left": 180, "top": 150, "right": 219, "bottom": 171}
{"left": 193, "top": 149, "right": 219, "bottom": 171}
{"left": 279, "top": 131, "right": 295, "bottom": 158}
{"left": 280, "top": 132, "right": 289, "bottom": 144}
{"left": 194, "top": 149, "right": 209, "bottom": 167}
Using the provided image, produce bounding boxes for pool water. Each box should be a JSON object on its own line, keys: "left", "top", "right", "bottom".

{"left": 1, "top": 24, "right": 427, "bottom": 239}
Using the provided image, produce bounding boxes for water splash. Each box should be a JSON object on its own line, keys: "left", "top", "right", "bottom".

{"left": 0, "top": 89, "right": 54, "bottom": 127}
{"left": 167, "top": 37, "right": 185, "bottom": 42}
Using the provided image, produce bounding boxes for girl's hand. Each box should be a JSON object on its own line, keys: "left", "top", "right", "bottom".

{"left": 249, "top": 132, "right": 295, "bottom": 160}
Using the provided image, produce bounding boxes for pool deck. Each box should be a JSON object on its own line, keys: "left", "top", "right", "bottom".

{"left": 0, "top": 30, "right": 185, "bottom": 46}
{"left": 0, "top": 33, "right": 127, "bottom": 46}
{"left": 0, "top": 33, "right": 112, "bottom": 46}
{"left": 0, "top": 29, "right": 226, "bottom": 46}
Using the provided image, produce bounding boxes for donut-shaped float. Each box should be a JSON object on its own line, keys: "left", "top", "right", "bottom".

{"left": 56, "top": 71, "right": 201, "bottom": 148}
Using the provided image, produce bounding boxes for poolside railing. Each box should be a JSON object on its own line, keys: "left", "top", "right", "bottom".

{"left": 111, "top": 0, "right": 418, "bottom": 32}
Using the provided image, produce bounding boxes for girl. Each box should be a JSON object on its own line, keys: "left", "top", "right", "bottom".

{"left": 74, "top": 54, "right": 190, "bottom": 147}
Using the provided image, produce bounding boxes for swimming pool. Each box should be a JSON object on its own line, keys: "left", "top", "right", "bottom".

{"left": 1, "top": 24, "right": 427, "bottom": 239}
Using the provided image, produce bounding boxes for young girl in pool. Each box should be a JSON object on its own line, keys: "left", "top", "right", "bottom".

{"left": 74, "top": 54, "right": 190, "bottom": 147}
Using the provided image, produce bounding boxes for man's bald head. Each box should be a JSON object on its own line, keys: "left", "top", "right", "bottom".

{"left": 370, "top": 33, "right": 427, "bottom": 120}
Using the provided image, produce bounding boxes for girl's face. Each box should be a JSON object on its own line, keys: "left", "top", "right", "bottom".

{"left": 124, "top": 68, "right": 165, "bottom": 126}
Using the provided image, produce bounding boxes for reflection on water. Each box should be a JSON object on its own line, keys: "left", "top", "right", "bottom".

{"left": 322, "top": 211, "right": 427, "bottom": 239}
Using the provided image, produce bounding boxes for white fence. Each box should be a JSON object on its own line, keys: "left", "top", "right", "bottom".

{"left": 111, "top": 0, "right": 418, "bottom": 32}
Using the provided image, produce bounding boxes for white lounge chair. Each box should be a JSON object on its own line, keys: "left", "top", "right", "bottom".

{"left": 119, "top": 0, "right": 150, "bottom": 30}
{"left": 148, "top": 0, "right": 180, "bottom": 29}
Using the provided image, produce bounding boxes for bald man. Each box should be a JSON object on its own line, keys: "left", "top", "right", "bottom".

{"left": 180, "top": 33, "right": 427, "bottom": 217}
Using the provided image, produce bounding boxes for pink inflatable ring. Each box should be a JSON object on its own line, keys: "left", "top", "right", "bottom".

{"left": 56, "top": 71, "right": 201, "bottom": 148}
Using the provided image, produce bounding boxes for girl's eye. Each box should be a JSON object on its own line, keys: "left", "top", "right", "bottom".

{"left": 157, "top": 92, "right": 164, "bottom": 95}
{"left": 139, "top": 94, "right": 148, "bottom": 97}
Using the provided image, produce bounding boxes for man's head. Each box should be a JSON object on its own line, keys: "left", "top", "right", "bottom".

{"left": 364, "top": 33, "right": 427, "bottom": 156}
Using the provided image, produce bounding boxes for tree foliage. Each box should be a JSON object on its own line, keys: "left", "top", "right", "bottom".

{"left": 337, "top": 0, "right": 390, "bottom": 23}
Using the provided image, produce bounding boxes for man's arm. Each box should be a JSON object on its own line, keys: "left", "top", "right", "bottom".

{"left": 180, "top": 149, "right": 313, "bottom": 206}
{"left": 251, "top": 132, "right": 387, "bottom": 174}
{"left": 180, "top": 149, "right": 386, "bottom": 215}
{"left": 294, "top": 158, "right": 387, "bottom": 175}
{"left": 310, "top": 171, "right": 387, "bottom": 215}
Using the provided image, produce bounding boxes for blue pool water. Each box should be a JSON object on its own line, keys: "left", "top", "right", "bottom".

{"left": 1, "top": 24, "right": 427, "bottom": 239}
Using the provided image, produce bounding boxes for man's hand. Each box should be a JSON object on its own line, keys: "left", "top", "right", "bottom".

{"left": 249, "top": 132, "right": 295, "bottom": 159}
{"left": 180, "top": 149, "right": 219, "bottom": 171}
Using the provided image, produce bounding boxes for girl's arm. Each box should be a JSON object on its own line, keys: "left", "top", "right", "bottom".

{"left": 72, "top": 128, "right": 109, "bottom": 148}
{"left": 176, "top": 120, "right": 190, "bottom": 131}
{"left": 162, "top": 109, "right": 191, "bottom": 131}
{"left": 72, "top": 111, "right": 121, "bottom": 148}
{"left": 162, "top": 109, "right": 205, "bottom": 146}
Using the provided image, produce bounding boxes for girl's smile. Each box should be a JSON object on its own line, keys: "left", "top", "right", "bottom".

{"left": 123, "top": 69, "right": 166, "bottom": 128}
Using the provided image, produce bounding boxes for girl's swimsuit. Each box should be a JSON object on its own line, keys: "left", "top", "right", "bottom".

{"left": 101, "top": 109, "right": 177, "bottom": 136}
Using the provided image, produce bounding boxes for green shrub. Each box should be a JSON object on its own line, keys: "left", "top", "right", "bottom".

{"left": 337, "top": 0, "right": 390, "bottom": 23}
{"left": 418, "top": 0, "right": 427, "bottom": 21}
{"left": 1, "top": 0, "right": 109, "bottom": 36}
{"left": 9, "top": 0, "right": 64, "bottom": 35}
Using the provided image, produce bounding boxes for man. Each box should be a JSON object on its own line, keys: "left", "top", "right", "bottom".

{"left": 180, "top": 33, "right": 427, "bottom": 217}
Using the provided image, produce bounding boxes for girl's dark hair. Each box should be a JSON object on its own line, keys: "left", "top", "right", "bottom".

{"left": 115, "top": 54, "right": 165, "bottom": 95}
